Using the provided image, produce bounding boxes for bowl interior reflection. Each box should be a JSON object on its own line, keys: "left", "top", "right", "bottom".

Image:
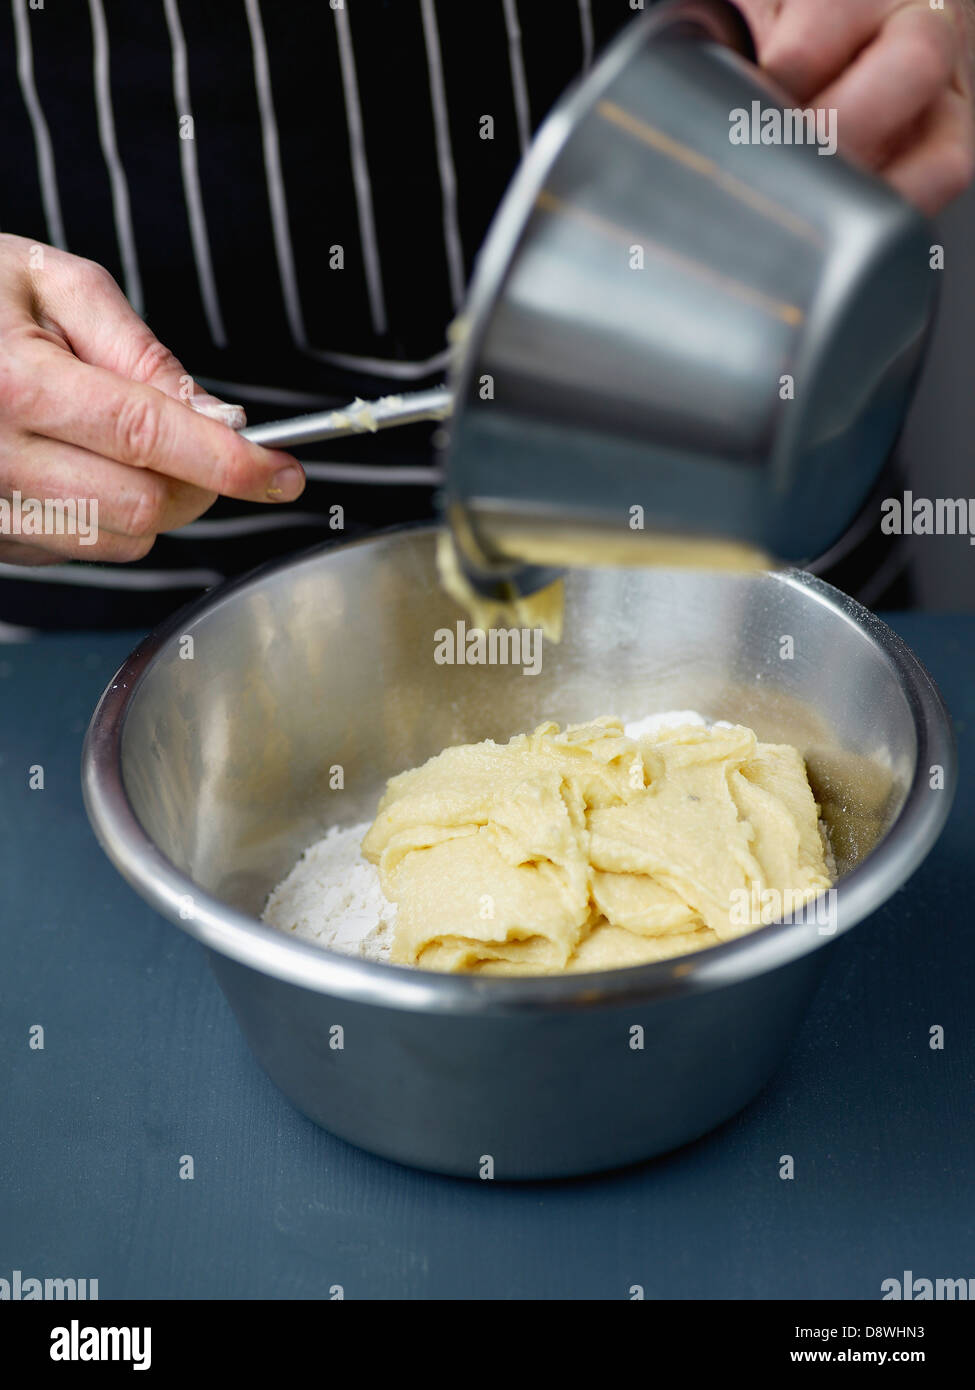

{"left": 119, "top": 529, "right": 911, "bottom": 924}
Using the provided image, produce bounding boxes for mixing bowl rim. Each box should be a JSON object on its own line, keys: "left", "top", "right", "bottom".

{"left": 81, "top": 524, "right": 956, "bottom": 1015}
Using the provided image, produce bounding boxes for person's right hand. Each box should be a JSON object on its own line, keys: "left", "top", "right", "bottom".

{"left": 0, "top": 234, "right": 305, "bottom": 566}
{"left": 736, "top": 0, "right": 975, "bottom": 216}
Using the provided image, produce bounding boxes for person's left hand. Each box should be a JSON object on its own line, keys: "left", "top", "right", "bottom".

{"left": 735, "top": 0, "right": 975, "bottom": 214}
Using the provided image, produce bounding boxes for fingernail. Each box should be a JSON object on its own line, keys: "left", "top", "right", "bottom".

{"left": 189, "top": 395, "right": 247, "bottom": 430}
{"left": 267, "top": 465, "right": 304, "bottom": 500}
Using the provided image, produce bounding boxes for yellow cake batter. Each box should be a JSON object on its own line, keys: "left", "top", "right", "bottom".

{"left": 361, "top": 717, "right": 833, "bottom": 975}
{"left": 435, "top": 530, "right": 770, "bottom": 646}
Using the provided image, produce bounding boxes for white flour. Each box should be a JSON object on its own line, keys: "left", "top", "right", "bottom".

{"left": 262, "top": 820, "right": 397, "bottom": 962}
{"left": 261, "top": 712, "right": 715, "bottom": 963}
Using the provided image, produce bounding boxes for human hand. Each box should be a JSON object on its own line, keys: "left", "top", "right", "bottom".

{"left": 0, "top": 234, "right": 304, "bottom": 565}
{"left": 735, "top": 0, "right": 975, "bottom": 214}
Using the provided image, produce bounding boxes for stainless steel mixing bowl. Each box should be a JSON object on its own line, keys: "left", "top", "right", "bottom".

{"left": 82, "top": 528, "right": 954, "bottom": 1178}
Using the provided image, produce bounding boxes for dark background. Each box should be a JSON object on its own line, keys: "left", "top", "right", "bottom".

{"left": 897, "top": 184, "right": 975, "bottom": 609}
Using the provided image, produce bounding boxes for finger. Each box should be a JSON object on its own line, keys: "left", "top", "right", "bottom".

{"left": 880, "top": 87, "right": 975, "bottom": 213}
{"left": 31, "top": 253, "right": 212, "bottom": 398}
{"left": 814, "top": 4, "right": 957, "bottom": 169}
{"left": 757, "top": 0, "right": 890, "bottom": 102}
{"left": 12, "top": 341, "right": 305, "bottom": 502}
{"left": 0, "top": 524, "right": 155, "bottom": 564}
{"left": 0, "top": 479, "right": 174, "bottom": 564}
{"left": 25, "top": 249, "right": 248, "bottom": 427}
{"left": 0, "top": 537, "right": 63, "bottom": 566}
{"left": 15, "top": 436, "right": 217, "bottom": 540}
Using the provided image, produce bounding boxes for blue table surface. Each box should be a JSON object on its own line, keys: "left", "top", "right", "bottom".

{"left": 0, "top": 615, "right": 972, "bottom": 1301}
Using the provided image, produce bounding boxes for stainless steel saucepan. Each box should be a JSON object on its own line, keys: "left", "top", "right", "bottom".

{"left": 445, "top": 0, "right": 937, "bottom": 599}
{"left": 240, "top": 0, "right": 937, "bottom": 608}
